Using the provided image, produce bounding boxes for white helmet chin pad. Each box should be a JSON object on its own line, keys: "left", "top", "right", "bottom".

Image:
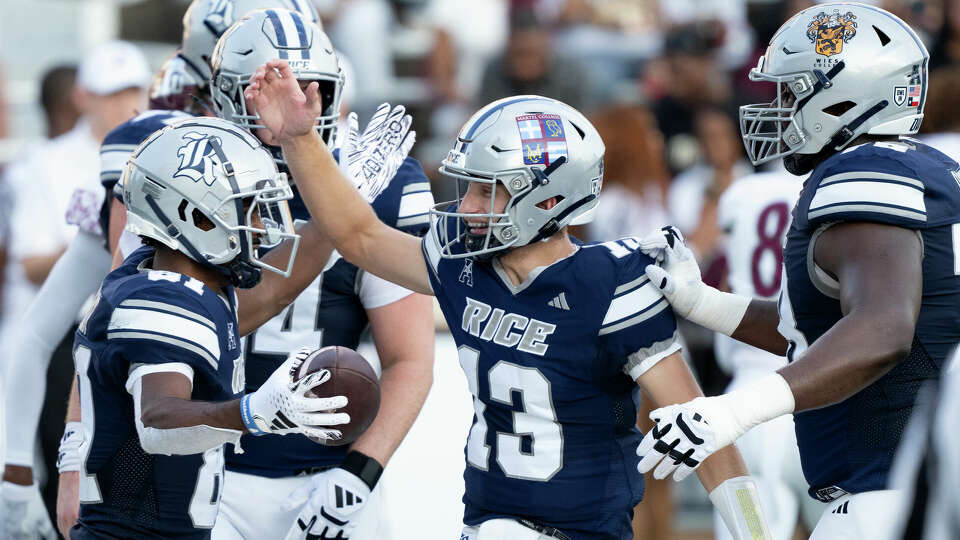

{"left": 432, "top": 96, "right": 605, "bottom": 259}
{"left": 739, "top": 3, "right": 928, "bottom": 167}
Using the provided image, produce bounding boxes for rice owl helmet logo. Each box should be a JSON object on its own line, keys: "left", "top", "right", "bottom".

{"left": 175, "top": 131, "right": 224, "bottom": 186}
{"left": 806, "top": 10, "right": 858, "bottom": 57}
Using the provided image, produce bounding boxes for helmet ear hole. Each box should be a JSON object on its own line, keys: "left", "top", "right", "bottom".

{"left": 192, "top": 208, "right": 216, "bottom": 231}
{"left": 822, "top": 101, "right": 857, "bottom": 117}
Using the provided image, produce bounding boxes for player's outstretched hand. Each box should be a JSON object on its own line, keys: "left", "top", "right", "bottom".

{"left": 639, "top": 226, "right": 708, "bottom": 320}
{"left": 0, "top": 481, "right": 57, "bottom": 540}
{"left": 637, "top": 399, "right": 721, "bottom": 482}
{"left": 240, "top": 347, "right": 350, "bottom": 442}
{"left": 283, "top": 467, "right": 369, "bottom": 540}
{"left": 244, "top": 60, "right": 324, "bottom": 143}
{"left": 339, "top": 103, "right": 416, "bottom": 202}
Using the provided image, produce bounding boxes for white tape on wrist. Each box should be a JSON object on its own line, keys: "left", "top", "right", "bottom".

{"left": 709, "top": 476, "right": 772, "bottom": 540}
{"left": 687, "top": 286, "right": 752, "bottom": 337}
{"left": 57, "top": 422, "right": 83, "bottom": 473}
{"left": 713, "top": 373, "right": 796, "bottom": 449}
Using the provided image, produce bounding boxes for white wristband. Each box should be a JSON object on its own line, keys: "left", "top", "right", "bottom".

{"left": 57, "top": 422, "right": 83, "bottom": 473}
{"left": 712, "top": 373, "right": 796, "bottom": 448}
{"left": 709, "top": 476, "right": 772, "bottom": 540}
{"left": 687, "top": 285, "right": 752, "bottom": 336}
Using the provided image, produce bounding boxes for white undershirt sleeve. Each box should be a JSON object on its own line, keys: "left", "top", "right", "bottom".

{"left": 357, "top": 270, "right": 414, "bottom": 309}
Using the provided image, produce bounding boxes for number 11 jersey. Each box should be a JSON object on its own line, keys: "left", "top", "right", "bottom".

{"left": 423, "top": 224, "right": 680, "bottom": 540}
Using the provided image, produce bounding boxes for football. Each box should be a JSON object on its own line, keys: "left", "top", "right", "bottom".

{"left": 293, "top": 346, "right": 380, "bottom": 446}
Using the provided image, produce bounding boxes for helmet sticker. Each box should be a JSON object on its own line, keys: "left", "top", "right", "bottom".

{"left": 806, "top": 10, "right": 858, "bottom": 58}
{"left": 175, "top": 131, "right": 224, "bottom": 187}
{"left": 516, "top": 113, "right": 568, "bottom": 166}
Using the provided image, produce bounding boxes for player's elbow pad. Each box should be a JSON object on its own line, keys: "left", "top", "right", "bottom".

{"left": 137, "top": 423, "right": 242, "bottom": 456}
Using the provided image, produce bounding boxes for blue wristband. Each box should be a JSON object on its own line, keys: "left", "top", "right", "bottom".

{"left": 240, "top": 395, "right": 266, "bottom": 436}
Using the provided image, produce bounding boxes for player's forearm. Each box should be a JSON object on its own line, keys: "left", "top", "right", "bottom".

{"left": 349, "top": 354, "right": 433, "bottom": 466}
{"left": 281, "top": 132, "right": 384, "bottom": 265}
{"left": 730, "top": 299, "right": 788, "bottom": 355}
{"left": 21, "top": 248, "right": 65, "bottom": 285}
{"left": 237, "top": 221, "right": 333, "bottom": 336}
{"left": 778, "top": 306, "right": 914, "bottom": 412}
{"left": 66, "top": 378, "right": 80, "bottom": 423}
{"left": 140, "top": 396, "right": 247, "bottom": 432}
{"left": 694, "top": 444, "right": 748, "bottom": 493}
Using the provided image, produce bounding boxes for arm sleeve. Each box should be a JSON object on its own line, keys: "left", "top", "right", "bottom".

{"left": 598, "top": 250, "right": 681, "bottom": 380}
{"left": 357, "top": 270, "right": 414, "bottom": 309}
{"left": 1, "top": 231, "right": 112, "bottom": 466}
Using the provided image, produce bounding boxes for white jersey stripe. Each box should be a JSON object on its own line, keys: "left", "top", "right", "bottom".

{"left": 402, "top": 182, "right": 431, "bottom": 195}
{"left": 810, "top": 180, "right": 926, "bottom": 217}
{"left": 820, "top": 171, "right": 924, "bottom": 189}
{"left": 598, "top": 298, "right": 669, "bottom": 336}
{"left": 108, "top": 331, "right": 218, "bottom": 369}
{"left": 118, "top": 299, "right": 216, "bottom": 331}
{"left": 399, "top": 192, "right": 435, "bottom": 219}
{"left": 602, "top": 282, "right": 663, "bottom": 325}
{"left": 808, "top": 203, "right": 927, "bottom": 222}
{"left": 108, "top": 307, "right": 220, "bottom": 365}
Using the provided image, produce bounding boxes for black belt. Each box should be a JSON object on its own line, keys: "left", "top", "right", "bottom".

{"left": 518, "top": 519, "right": 572, "bottom": 540}
{"left": 812, "top": 485, "right": 849, "bottom": 503}
{"left": 293, "top": 465, "right": 335, "bottom": 477}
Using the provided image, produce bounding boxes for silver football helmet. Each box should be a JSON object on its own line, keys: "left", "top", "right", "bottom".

{"left": 180, "top": 0, "right": 321, "bottom": 89}
{"left": 740, "top": 3, "right": 928, "bottom": 172}
{"left": 123, "top": 117, "right": 299, "bottom": 288}
{"left": 210, "top": 8, "right": 343, "bottom": 158}
{"left": 433, "top": 95, "right": 604, "bottom": 259}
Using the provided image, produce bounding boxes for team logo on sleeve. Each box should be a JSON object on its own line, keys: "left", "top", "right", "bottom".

{"left": 175, "top": 131, "right": 224, "bottom": 186}
{"left": 806, "top": 10, "right": 857, "bottom": 57}
{"left": 516, "top": 114, "right": 568, "bottom": 166}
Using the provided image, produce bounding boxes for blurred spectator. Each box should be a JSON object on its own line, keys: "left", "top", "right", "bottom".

{"left": 582, "top": 105, "right": 671, "bottom": 241}
{"left": 667, "top": 106, "right": 751, "bottom": 257}
{"left": 0, "top": 63, "right": 8, "bottom": 142}
{"left": 648, "top": 22, "right": 734, "bottom": 174}
{"left": 477, "top": 9, "right": 595, "bottom": 111}
{"left": 659, "top": 0, "right": 754, "bottom": 69}
{"left": 39, "top": 65, "right": 80, "bottom": 139}
{"left": 918, "top": 65, "right": 960, "bottom": 161}
{"left": 327, "top": 0, "right": 395, "bottom": 110}
{"left": 883, "top": 0, "right": 944, "bottom": 48}
{"left": 930, "top": 0, "right": 960, "bottom": 70}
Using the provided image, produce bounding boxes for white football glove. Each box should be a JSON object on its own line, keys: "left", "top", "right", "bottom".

{"left": 640, "top": 226, "right": 749, "bottom": 336}
{"left": 0, "top": 482, "right": 57, "bottom": 540}
{"left": 283, "top": 466, "right": 370, "bottom": 540}
{"left": 638, "top": 373, "right": 796, "bottom": 482}
{"left": 339, "top": 102, "right": 416, "bottom": 203}
{"left": 241, "top": 347, "right": 350, "bottom": 442}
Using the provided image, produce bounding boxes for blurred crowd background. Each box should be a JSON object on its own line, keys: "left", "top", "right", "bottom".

{"left": 1, "top": 0, "right": 960, "bottom": 538}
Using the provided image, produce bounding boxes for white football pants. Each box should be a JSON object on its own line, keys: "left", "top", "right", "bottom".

{"left": 461, "top": 519, "right": 552, "bottom": 540}
{"left": 212, "top": 469, "right": 386, "bottom": 539}
{"left": 808, "top": 490, "right": 905, "bottom": 540}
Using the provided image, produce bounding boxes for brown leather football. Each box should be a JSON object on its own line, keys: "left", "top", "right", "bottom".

{"left": 293, "top": 346, "right": 380, "bottom": 446}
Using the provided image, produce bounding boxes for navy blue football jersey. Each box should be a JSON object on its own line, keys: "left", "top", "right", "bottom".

{"left": 780, "top": 139, "right": 960, "bottom": 501}
{"left": 97, "top": 110, "right": 193, "bottom": 238}
{"left": 225, "top": 154, "right": 433, "bottom": 477}
{"left": 72, "top": 246, "right": 243, "bottom": 539}
{"left": 422, "top": 224, "right": 680, "bottom": 540}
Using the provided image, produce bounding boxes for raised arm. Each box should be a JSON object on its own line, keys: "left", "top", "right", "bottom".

{"left": 244, "top": 60, "right": 432, "bottom": 295}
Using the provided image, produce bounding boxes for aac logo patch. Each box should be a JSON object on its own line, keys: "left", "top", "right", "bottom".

{"left": 806, "top": 10, "right": 858, "bottom": 57}
{"left": 175, "top": 131, "right": 224, "bottom": 186}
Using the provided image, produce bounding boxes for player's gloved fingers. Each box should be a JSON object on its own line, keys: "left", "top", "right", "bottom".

{"left": 644, "top": 265, "right": 673, "bottom": 296}
{"left": 653, "top": 455, "right": 681, "bottom": 481}
{"left": 399, "top": 130, "right": 416, "bottom": 159}
{"left": 302, "top": 411, "right": 351, "bottom": 426}
{"left": 637, "top": 444, "right": 665, "bottom": 474}
{"left": 636, "top": 429, "right": 658, "bottom": 457}
{"left": 672, "top": 463, "right": 698, "bottom": 482}
{"left": 361, "top": 103, "right": 392, "bottom": 142}
{"left": 638, "top": 230, "right": 669, "bottom": 253}
{"left": 294, "top": 369, "right": 332, "bottom": 394}
{"left": 301, "top": 426, "right": 343, "bottom": 442}
{"left": 292, "top": 393, "right": 348, "bottom": 413}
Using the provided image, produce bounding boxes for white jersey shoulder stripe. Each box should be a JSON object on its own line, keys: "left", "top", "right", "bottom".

{"left": 108, "top": 306, "right": 220, "bottom": 367}
{"left": 603, "top": 281, "right": 663, "bottom": 326}
{"left": 809, "top": 179, "right": 926, "bottom": 220}
{"left": 398, "top": 191, "right": 434, "bottom": 219}
{"left": 423, "top": 220, "right": 443, "bottom": 274}
{"left": 820, "top": 171, "right": 924, "bottom": 189}
{"left": 109, "top": 331, "right": 218, "bottom": 370}
{"left": 402, "top": 182, "right": 431, "bottom": 195}
{"left": 118, "top": 298, "right": 217, "bottom": 331}
{"left": 599, "top": 298, "right": 668, "bottom": 336}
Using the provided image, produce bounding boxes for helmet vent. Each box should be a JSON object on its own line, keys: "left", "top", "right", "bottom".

{"left": 178, "top": 199, "right": 189, "bottom": 222}
{"left": 823, "top": 101, "right": 857, "bottom": 117}
{"left": 873, "top": 25, "right": 891, "bottom": 47}
{"left": 568, "top": 121, "right": 586, "bottom": 140}
{"left": 143, "top": 178, "right": 164, "bottom": 199}
{"left": 490, "top": 144, "right": 508, "bottom": 153}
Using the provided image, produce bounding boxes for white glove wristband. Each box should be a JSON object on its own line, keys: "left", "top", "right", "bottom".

{"left": 56, "top": 422, "right": 83, "bottom": 473}
{"left": 686, "top": 285, "right": 752, "bottom": 337}
{"left": 708, "top": 373, "right": 796, "bottom": 449}
{"left": 709, "top": 476, "right": 772, "bottom": 540}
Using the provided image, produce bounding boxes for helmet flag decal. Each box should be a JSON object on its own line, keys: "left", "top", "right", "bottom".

{"left": 175, "top": 131, "right": 224, "bottom": 186}
{"left": 516, "top": 114, "right": 568, "bottom": 166}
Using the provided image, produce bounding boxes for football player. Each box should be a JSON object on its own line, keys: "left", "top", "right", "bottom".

{"left": 206, "top": 9, "right": 435, "bottom": 540}
{"left": 634, "top": 4, "right": 960, "bottom": 538}
{"left": 0, "top": 3, "right": 320, "bottom": 539}
{"left": 70, "top": 116, "right": 350, "bottom": 539}
{"left": 711, "top": 171, "right": 824, "bottom": 539}
{"left": 244, "top": 62, "right": 773, "bottom": 539}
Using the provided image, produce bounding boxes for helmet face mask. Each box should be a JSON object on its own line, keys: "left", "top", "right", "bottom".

{"left": 124, "top": 118, "right": 300, "bottom": 288}
{"left": 431, "top": 96, "right": 605, "bottom": 260}
{"left": 738, "top": 3, "right": 929, "bottom": 171}
{"left": 211, "top": 8, "right": 343, "bottom": 163}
